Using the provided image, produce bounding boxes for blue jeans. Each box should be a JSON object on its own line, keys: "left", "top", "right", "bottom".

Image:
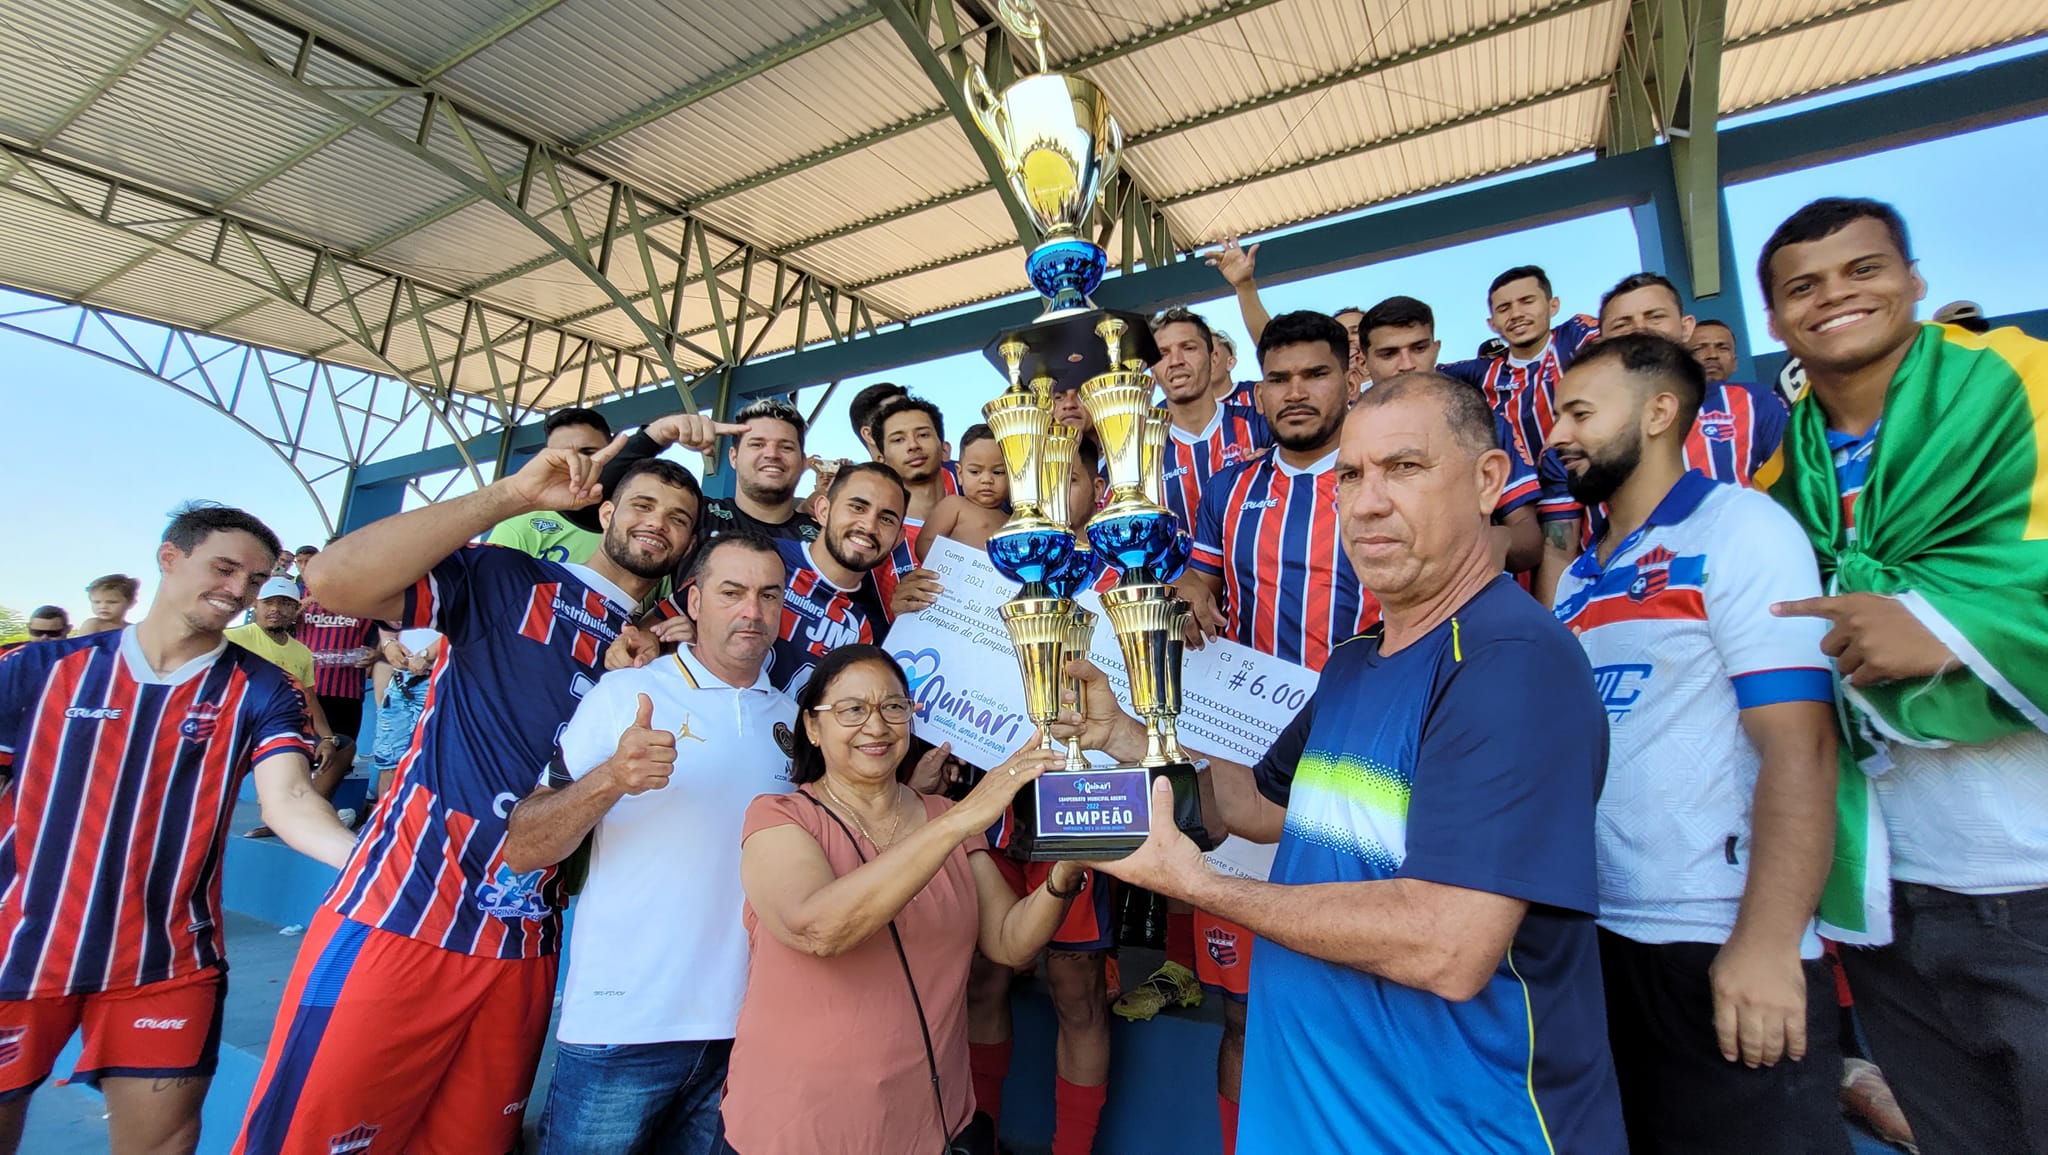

{"left": 537, "top": 1038, "right": 734, "bottom": 1155}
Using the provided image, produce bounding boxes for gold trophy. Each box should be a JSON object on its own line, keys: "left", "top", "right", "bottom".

{"left": 967, "top": 0, "right": 1200, "bottom": 860}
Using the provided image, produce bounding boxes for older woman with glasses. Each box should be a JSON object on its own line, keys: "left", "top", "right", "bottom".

{"left": 723, "top": 644, "right": 1088, "bottom": 1155}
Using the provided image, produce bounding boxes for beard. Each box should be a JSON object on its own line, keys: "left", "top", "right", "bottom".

{"left": 822, "top": 524, "right": 880, "bottom": 575}
{"left": 603, "top": 521, "right": 681, "bottom": 579}
{"left": 1561, "top": 429, "right": 1643, "bottom": 506}
{"left": 738, "top": 474, "right": 798, "bottom": 507}
{"left": 1271, "top": 406, "right": 1345, "bottom": 455}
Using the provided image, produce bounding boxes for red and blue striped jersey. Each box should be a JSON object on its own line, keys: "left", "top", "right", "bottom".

{"left": 1163, "top": 402, "right": 1270, "bottom": 532}
{"left": 1826, "top": 421, "right": 1881, "bottom": 546}
{"left": 291, "top": 601, "right": 380, "bottom": 699}
{"left": 1684, "top": 381, "right": 1788, "bottom": 488}
{"left": 1495, "top": 414, "right": 1540, "bottom": 518}
{"left": 1220, "top": 380, "right": 1260, "bottom": 411}
{"left": 0, "top": 630, "right": 311, "bottom": 997}
{"left": 329, "top": 546, "right": 637, "bottom": 959}
{"left": 1444, "top": 314, "right": 1601, "bottom": 522}
{"left": 1191, "top": 453, "right": 1381, "bottom": 672}
{"left": 771, "top": 539, "right": 888, "bottom": 697}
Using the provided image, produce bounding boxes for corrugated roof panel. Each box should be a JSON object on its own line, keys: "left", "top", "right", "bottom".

{"left": 371, "top": 199, "right": 562, "bottom": 289}
{"left": 593, "top": 23, "right": 941, "bottom": 201}
{"left": 238, "top": 131, "right": 467, "bottom": 253}
{"left": 1724, "top": 0, "right": 1851, "bottom": 43}
{"left": 784, "top": 189, "right": 1015, "bottom": 285}
{"left": 691, "top": 121, "right": 991, "bottom": 251}
{"left": 256, "top": 0, "right": 557, "bottom": 78}
{"left": 861, "top": 247, "right": 1028, "bottom": 319}
{"left": 92, "top": 252, "right": 269, "bottom": 335}
{"left": 1099, "top": 1, "right": 1619, "bottom": 231}
{"left": 1159, "top": 85, "right": 1602, "bottom": 246}
{"left": 438, "top": 0, "right": 864, "bottom": 141}
{"left": 1723, "top": 0, "right": 2048, "bottom": 112}
{"left": 0, "top": 0, "right": 167, "bottom": 145}
{"left": 0, "top": 186, "right": 156, "bottom": 295}
{"left": 483, "top": 266, "right": 614, "bottom": 324}
{"left": 213, "top": 299, "right": 369, "bottom": 360}
{"left": 51, "top": 33, "right": 345, "bottom": 207}
{"left": 1039, "top": 0, "right": 1217, "bottom": 63}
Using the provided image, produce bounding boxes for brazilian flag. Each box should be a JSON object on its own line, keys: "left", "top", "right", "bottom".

{"left": 1759, "top": 322, "right": 2048, "bottom": 942}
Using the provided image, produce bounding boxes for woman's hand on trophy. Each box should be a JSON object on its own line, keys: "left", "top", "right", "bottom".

{"left": 955, "top": 740, "right": 1064, "bottom": 831}
{"left": 1051, "top": 658, "right": 1147, "bottom": 765}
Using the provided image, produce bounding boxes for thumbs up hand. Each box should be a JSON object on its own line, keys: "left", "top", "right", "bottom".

{"left": 606, "top": 693, "right": 677, "bottom": 795}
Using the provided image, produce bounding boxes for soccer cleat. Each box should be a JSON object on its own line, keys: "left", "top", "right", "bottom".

{"left": 1111, "top": 960, "right": 1201, "bottom": 1022}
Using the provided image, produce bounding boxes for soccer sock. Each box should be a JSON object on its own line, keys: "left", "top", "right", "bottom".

{"left": 969, "top": 1040, "right": 1013, "bottom": 1126}
{"left": 1219, "top": 1094, "right": 1241, "bottom": 1155}
{"left": 1165, "top": 911, "right": 1196, "bottom": 971}
{"left": 1052, "top": 1077, "right": 1108, "bottom": 1155}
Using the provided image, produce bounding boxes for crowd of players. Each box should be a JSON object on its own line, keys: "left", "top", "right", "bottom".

{"left": 0, "top": 192, "right": 2040, "bottom": 1155}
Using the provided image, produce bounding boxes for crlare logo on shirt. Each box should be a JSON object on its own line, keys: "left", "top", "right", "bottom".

{"left": 64, "top": 707, "right": 122, "bottom": 720}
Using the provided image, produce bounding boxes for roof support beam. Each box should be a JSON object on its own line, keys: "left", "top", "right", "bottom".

{"left": 1608, "top": 0, "right": 1727, "bottom": 296}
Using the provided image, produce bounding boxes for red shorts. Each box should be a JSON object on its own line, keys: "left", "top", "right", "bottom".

{"left": 1193, "top": 911, "right": 1252, "bottom": 1002}
{"left": 234, "top": 907, "right": 556, "bottom": 1155}
{"left": 0, "top": 966, "right": 224, "bottom": 1099}
{"left": 989, "top": 855, "right": 1118, "bottom": 952}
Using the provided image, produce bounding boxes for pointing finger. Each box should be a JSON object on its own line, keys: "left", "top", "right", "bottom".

{"left": 1771, "top": 596, "right": 1842, "bottom": 620}
{"left": 588, "top": 432, "right": 629, "bottom": 469}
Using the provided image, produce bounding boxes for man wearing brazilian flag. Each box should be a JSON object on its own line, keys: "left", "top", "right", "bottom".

{"left": 1755, "top": 197, "right": 2048, "bottom": 1152}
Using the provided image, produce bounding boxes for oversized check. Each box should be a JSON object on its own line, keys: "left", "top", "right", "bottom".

{"left": 885, "top": 536, "right": 1318, "bottom": 772}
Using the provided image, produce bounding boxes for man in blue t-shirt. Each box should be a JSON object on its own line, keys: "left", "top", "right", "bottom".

{"left": 1063, "top": 370, "right": 1625, "bottom": 1153}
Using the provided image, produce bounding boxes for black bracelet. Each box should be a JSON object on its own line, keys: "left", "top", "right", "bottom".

{"left": 1044, "top": 870, "right": 1088, "bottom": 900}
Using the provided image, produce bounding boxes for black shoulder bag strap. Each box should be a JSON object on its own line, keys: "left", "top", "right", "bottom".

{"left": 797, "top": 789, "right": 964, "bottom": 1155}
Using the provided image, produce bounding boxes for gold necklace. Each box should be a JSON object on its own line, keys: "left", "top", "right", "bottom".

{"left": 822, "top": 780, "right": 904, "bottom": 848}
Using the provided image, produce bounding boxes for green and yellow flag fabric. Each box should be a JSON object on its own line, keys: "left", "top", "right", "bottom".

{"left": 1759, "top": 323, "right": 2048, "bottom": 943}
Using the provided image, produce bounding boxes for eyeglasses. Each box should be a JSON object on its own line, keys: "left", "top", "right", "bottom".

{"left": 27, "top": 627, "right": 65, "bottom": 639}
{"left": 812, "top": 698, "right": 915, "bottom": 727}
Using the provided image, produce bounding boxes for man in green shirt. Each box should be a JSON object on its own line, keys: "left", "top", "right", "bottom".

{"left": 485, "top": 407, "right": 615, "bottom": 563}
{"left": 226, "top": 577, "right": 352, "bottom": 819}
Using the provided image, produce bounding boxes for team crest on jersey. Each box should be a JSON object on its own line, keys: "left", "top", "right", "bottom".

{"left": 179, "top": 701, "right": 222, "bottom": 743}
{"left": 0, "top": 1026, "right": 23, "bottom": 1066}
{"left": 327, "top": 1123, "right": 380, "bottom": 1154}
{"left": 1627, "top": 546, "right": 1676, "bottom": 603}
{"left": 1696, "top": 411, "right": 1736, "bottom": 442}
{"left": 475, "top": 864, "right": 550, "bottom": 921}
{"left": 1205, "top": 926, "right": 1239, "bottom": 968}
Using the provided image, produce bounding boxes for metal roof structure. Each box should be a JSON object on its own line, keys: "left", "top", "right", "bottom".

{"left": 2, "top": 0, "right": 2045, "bottom": 528}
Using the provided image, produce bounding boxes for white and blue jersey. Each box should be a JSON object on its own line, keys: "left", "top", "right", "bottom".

{"left": 1238, "top": 576, "right": 1624, "bottom": 1154}
{"left": 1554, "top": 472, "right": 1834, "bottom": 951}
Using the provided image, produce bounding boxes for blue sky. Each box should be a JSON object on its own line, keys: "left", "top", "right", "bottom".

{"left": 6, "top": 44, "right": 2048, "bottom": 624}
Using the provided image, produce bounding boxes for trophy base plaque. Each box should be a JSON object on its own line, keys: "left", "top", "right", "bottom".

{"left": 984, "top": 309, "right": 1162, "bottom": 393}
{"left": 1013, "top": 762, "right": 1213, "bottom": 861}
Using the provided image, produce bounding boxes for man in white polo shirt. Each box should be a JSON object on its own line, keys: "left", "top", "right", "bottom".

{"left": 502, "top": 529, "right": 795, "bottom": 1155}
{"left": 1548, "top": 333, "right": 1848, "bottom": 1153}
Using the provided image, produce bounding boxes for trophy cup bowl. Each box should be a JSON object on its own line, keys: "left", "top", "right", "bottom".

{"left": 1081, "top": 323, "right": 1178, "bottom": 572}
{"left": 998, "top": 597, "right": 1077, "bottom": 753}
{"left": 983, "top": 386, "right": 1074, "bottom": 593}
{"left": 963, "top": 70, "right": 1122, "bottom": 316}
{"left": 1044, "top": 540, "right": 1096, "bottom": 600}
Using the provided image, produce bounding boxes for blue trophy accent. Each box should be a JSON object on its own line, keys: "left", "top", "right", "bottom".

{"left": 1027, "top": 239, "right": 1108, "bottom": 315}
{"left": 1087, "top": 508, "right": 1177, "bottom": 575}
{"left": 1045, "top": 542, "right": 1097, "bottom": 600}
{"left": 989, "top": 524, "right": 1077, "bottom": 590}
{"left": 1144, "top": 531, "right": 1192, "bottom": 586}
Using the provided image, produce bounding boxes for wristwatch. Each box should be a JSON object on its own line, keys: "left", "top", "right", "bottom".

{"left": 1045, "top": 869, "right": 1089, "bottom": 900}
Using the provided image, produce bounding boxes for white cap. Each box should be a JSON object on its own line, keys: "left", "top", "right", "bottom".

{"left": 258, "top": 577, "right": 304, "bottom": 603}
